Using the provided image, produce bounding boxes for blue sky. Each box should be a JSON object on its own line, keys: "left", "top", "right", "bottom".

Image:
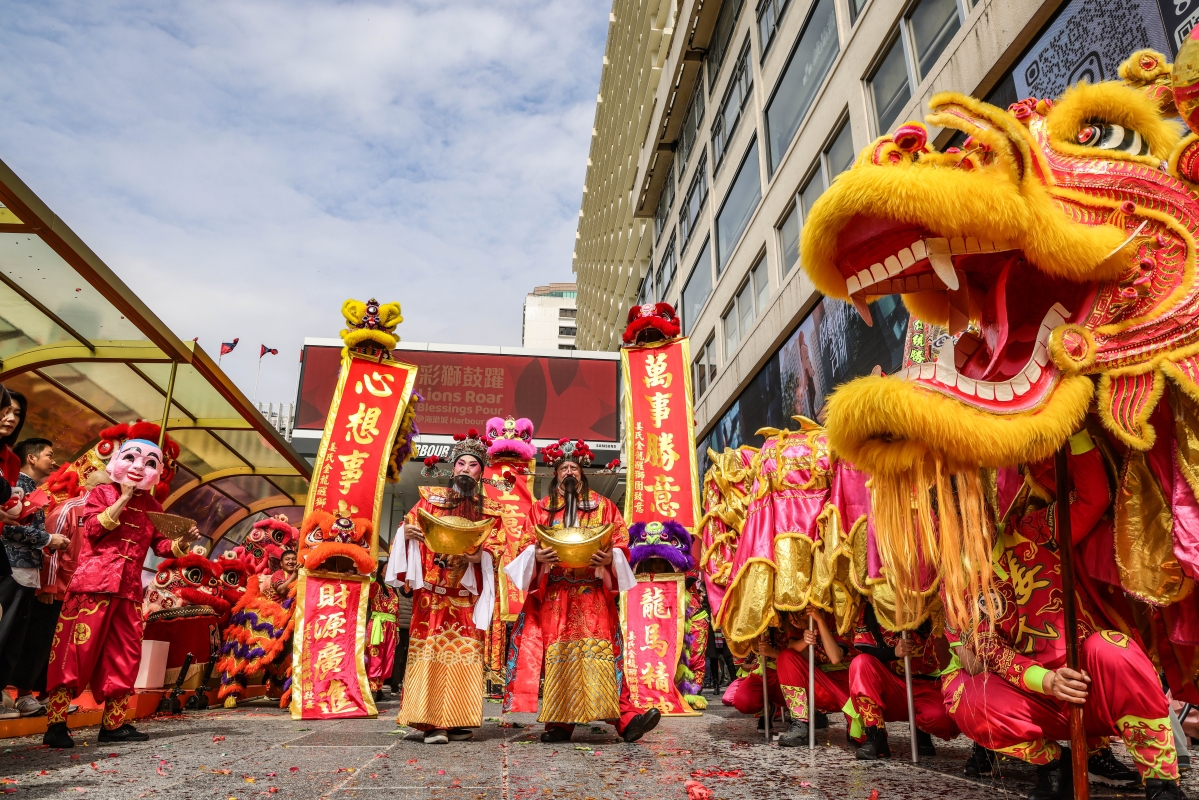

{"left": 0, "top": 1, "right": 607, "bottom": 402}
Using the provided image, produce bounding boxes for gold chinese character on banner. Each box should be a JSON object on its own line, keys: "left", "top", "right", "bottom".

{"left": 314, "top": 642, "right": 347, "bottom": 678}
{"left": 345, "top": 403, "right": 382, "bottom": 445}
{"left": 640, "top": 623, "right": 668, "bottom": 657}
{"left": 640, "top": 586, "right": 671, "bottom": 620}
{"left": 314, "top": 611, "right": 348, "bottom": 640}
{"left": 643, "top": 353, "right": 673, "bottom": 388}
{"left": 645, "top": 392, "right": 672, "bottom": 428}
{"left": 337, "top": 450, "right": 370, "bottom": 493}
{"left": 640, "top": 661, "right": 671, "bottom": 692}
{"left": 650, "top": 475, "right": 681, "bottom": 517}
{"left": 318, "top": 583, "right": 350, "bottom": 609}
{"left": 320, "top": 679, "right": 356, "bottom": 715}
{"left": 646, "top": 432, "right": 679, "bottom": 471}
{"left": 355, "top": 371, "right": 395, "bottom": 397}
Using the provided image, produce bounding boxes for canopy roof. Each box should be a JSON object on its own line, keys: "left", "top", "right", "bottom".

{"left": 0, "top": 158, "right": 311, "bottom": 553}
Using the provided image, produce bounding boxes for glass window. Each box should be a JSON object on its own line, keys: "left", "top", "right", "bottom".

{"left": 559, "top": 326, "right": 576, "bottom": 336}
{"left": 693, "top": 334, "right": 718, "bottom": 399}
{"left": 679, "top": 155, "right": 709, "bottom": 249}
{"left": 712, "top": 38, "right": 754, "bottom": 167}
{"left": 654, "top": 237, "right": 677, "bottom": 302}
{"left": 849, "top": 0, "right": 868, "bottom": 24}
{"left": 799, "top": 168, "right": 825, "bottom": 220}
{"left": 682, "top": 238, "right": 714, "bottom": 335}
{"left": 779, "top": 205, "right": 800, "bottom": 275}
{"left": 677, "top": 89, "right": 706, "bottom": 179}
{"left": 708, "top": 0, "right": 746, "bottom": 93}
{"left": 715, "top": 139, "right": 761, "bottom": 272}
{"left": 559, "top": 308, "right": 576, "bottom": 319}
{"left": 764, "top": 0, "right": 839, "bottom": 174}
{"left": 869, "top": 33, "right": 911, "bottom": 134}
{"left": 756, "top": 0, "right": 791, "bottom": 58}
{"left": 724, "top": 305, "right": 740, "bottom": 356}
{"left": 909, "top": 0, "right": 960, "bottom": 80}
{"left": 753, "top": 258, "right": 770, "bottom": 312}
{"left": 637, "top": 275, "right": 649, "bottom": 305}
{"left": 654, "top": 168, "right": 675, "bottom": 243}
{"left": 825, "top": 121, "right": 856, "bottom": 179}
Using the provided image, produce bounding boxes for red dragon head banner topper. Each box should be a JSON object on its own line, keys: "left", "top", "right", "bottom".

{"left": 298, "top": 500, "right": 376, "bottom": 575}
{"left": 622, "top": 302, "right": 682, "bottom": 346}
{"left": 797, "top": 45, "right": 1199, "bottom": 630}
{"left": 485, "top": 416, "right": 536, "bottom": 461}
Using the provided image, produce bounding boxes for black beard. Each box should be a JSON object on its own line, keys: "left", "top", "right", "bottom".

{"left": 561, "top": 476, "right": 579, "bottom": 496}
{"left": 451, "top": 474, "right": 478, "bottom": 498}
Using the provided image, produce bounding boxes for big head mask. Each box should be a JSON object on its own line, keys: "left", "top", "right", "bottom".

{"left": 106, "top": 439, "right": 164, "bottom": 491}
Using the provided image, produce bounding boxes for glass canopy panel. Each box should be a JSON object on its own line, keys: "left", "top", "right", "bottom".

{"left": 6, "top": 372, "right": 109, "bottom": 461}
{"left": 169, "top": 483, "right": 242, "bottom": 539}
{"left": 0, "top": 281, "right": 79, "bottom": 360}
{"left": 211, "top": 474, "right": 280, "bottom": 506}
{"left": 265, "top": 475, "right": 310, "bottom": 500}
{"left": 40, "top": 362, "right": 167, "bottom": 422}
{"left": 170, "top": 429, "right": 246, "bottom": 475}
{"left": 168, "top": 463, "right": 199, "bottom": 495}
{"left": 216, "top": 429, "right": 292, "bottom": 470}
{"left": 0, "top": 234, "right": 145, "bottom": 342}
{"left": 138, "top": 362, "right": 239, "bottom": 420}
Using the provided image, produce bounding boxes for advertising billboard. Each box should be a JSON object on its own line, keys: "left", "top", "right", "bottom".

{"left": 297, "top": 344, "right": 619, "bottom": 444}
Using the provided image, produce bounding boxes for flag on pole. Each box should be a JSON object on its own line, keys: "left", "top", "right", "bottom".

{"left": 220, "top": 338, "right": 239, "bottom": 356}
{"left": 260, "top": 345, "right": 278, "bottom": 357}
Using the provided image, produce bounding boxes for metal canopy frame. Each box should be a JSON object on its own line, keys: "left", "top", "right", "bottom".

{"left": 0, "top": 157, "right": 311, "bottom": 550}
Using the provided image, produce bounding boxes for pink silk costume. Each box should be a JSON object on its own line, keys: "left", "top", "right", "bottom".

{"left": 504, "top": 491, "right": 635, "bottom": 726}
{"left": 396, "top": 487, "right": 503, "bottom": 731}
{"left": 366, "top": 580, "right": 401, "bottom": 694}
{"left": 46, "top": 483, "right": 184, "bottom": 729}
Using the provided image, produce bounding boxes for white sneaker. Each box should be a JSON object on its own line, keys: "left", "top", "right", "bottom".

{"left": 423, "top": 730, "right": 449, "bottom": 744}
{"left": 15, "top": 696, "right": 45, "bottom": 717}
{"left": 0, "top": 708, "right": 19, "bottom": 720}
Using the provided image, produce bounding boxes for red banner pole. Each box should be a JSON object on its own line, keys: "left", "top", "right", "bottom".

{"left": 1055, "top": 445, "right": 1090, "bottom": 800}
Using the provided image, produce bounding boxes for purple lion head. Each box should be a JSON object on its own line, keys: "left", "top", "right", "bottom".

{"left": 628, "top": 520, "right": 694, "bottom": 572}
{"left": 486, "top": 416, "right": 536, "bottom": 460}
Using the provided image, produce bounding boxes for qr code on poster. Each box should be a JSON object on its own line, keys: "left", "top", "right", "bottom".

{"left": 1014, "top": 0, "right": 1170, "bottom": 100}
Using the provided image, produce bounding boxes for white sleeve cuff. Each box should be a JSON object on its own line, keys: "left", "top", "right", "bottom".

{"left": 472, "top": 551, "right": 496, "bottom": 631}
{"left": 505, "top": 545, "right": 538, "bottom": 592}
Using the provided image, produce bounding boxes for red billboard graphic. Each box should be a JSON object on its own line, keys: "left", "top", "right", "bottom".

{"left": 297, "top": 345, "right": 618, "bottom": 442}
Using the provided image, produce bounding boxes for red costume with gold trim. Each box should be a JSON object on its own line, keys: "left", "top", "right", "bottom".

{"left": 395, "top": 485, "right": 503, "bottom": 731}
{"left": 366, "top": 579, "right": 400, "bottom": 694}
{"left": 46, "top": 482, "right": 186, "bottom": 730}
{"left": 504, "top": 489, "right": 643, "bottom": 733}
{"left": 943, "top": 441, "right": 1178, "bottom": 781}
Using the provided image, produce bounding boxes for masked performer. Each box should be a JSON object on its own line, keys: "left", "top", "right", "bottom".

{"left": 944, "top": 432, "right": 1180, "bottom": 800}
{"left": 43, "top": 433, "right": 198, "bottom": 748}
{"left": 389, "top": 429, "right": 502, "bottom": 744}
{"left": 504, "top": 438, "right": 661, "bottom": 743}
{"left": 366, "top": 561, "right": 400, "bottom": 700}
{"left": 849, "top": 600, "right": 957, "bottom": 760}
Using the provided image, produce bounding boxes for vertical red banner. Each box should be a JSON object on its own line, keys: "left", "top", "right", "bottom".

{"left": 622, "top": 340, "right": 701, "bottom": 530}
{"left": 290, "top": 572, "right": 376, "bottom": 719}
{"left": 305, "top": 351, "right": 418, "bottom": 560}
{"left": 482, "top": 461, "right": 535, "bottom": 620}
{"left": 620, "top": 574, "right": 699, "bottom": 716}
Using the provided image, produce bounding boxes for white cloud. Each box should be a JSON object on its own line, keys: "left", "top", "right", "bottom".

{"left": 0, "top": 0, "right": 605, "bottom": 401}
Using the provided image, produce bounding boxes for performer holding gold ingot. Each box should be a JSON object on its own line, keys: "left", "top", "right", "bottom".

{"left": 504, "top": 438, "right": 662, "bottom": 743}
{"left": 389, "top": 429, "right": 503, "bottom": 744}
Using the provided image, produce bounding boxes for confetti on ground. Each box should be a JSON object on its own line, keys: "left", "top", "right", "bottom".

{"left": 213, "top": 736, "right": 226, "bottom": 742}
{"left": 684, "top": 780, "right": 713, "bottom": 800}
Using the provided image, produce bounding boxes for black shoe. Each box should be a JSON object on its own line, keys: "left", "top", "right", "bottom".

{"left": 539, "top": 727, "right": 572, "bottom": 743}
{"left": 916, "top": 728, "right": 936, "bottom": 757}
{"left": 814, "top": 711, "right": 829, "bottom": 730}
{"left": 1088, "top": 748, "right": 1139, "bottom": 787}
{"left": 1145, "top": 779, "right": 1186, "bottom": 800}
{"left": 43, "top": 721, "right": 74, "bottom": 749}
{"left": 1029, "top": 748, "right": 1071, "bottom": 800}
{"left": 621, "top": 708, "right": 661, "bottom": 743}
{"left": 964, "top": 742, "right": 998, "bottom": 778}
{"left": 777, "top": 719, "right": 810, "bottom": 748}
{"left": 855, "top": 726, "right": 891, "bottom": 760}
{"left": 98, "top": 724, "right": 150, "bottom": 743}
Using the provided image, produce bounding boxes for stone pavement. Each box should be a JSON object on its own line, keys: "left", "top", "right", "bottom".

{"left": 1, "top": 694, "right": 1193, "bottom": 799}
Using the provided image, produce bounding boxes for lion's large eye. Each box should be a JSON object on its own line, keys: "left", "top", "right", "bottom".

{"left": 183, "top": 567, "right": 204, "bottom": 584}
{"left": 1076, "top": 123, "right": 1149, "bottom": 155}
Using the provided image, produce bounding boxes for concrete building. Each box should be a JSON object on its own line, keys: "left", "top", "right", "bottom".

{"left": 573, "top": 0, "right": 1185, "bottom": 463}
{"left": 521, "top": 282, "right": 579, "bottom": 350}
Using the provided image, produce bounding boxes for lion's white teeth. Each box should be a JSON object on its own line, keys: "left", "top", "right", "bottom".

{"left": 927, "top": 238, "right": 959, "bottom": 291}
{"left": 852, "top": 296, "right": 873, "bottom": 326}
{"left": 911, "top": 240, "right": 927, "bottom": 260}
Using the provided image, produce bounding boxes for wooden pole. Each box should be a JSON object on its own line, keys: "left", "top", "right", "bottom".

{"left": 808, "top": 614, "right": 816, "bottom": 750}
{"left": 157, "top": 361, "right": 178, "bottom": 448}
{"left": 902, "top": 630, "right": 918, "bottom": 763}
{"left": 760, "top": 639, "right": 770, "bottom": 742}
{"left": 1055, "top": 445, "right": 1089, "bottom": 800}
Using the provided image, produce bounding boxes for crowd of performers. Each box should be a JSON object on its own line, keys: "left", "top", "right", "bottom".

{"left": 22, "top": 421, "right": 1189, "bottom": 800}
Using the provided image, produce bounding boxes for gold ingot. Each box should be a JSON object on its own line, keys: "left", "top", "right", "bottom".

{"left": 416, "top": 509, "right": 494, "bottom": 555}
{"left": 535, "top": 524, "right": 614, "bottom": 568}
